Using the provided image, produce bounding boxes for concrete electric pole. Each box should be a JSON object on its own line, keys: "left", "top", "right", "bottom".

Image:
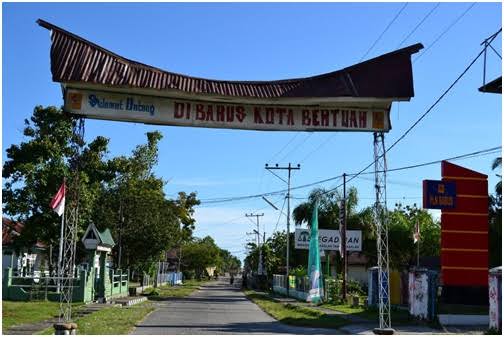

{"left": 265, "top": 163, "right": 300, "bottom": 296}
{"left": 246, "top": 213, "right": 264, "bottom": 275}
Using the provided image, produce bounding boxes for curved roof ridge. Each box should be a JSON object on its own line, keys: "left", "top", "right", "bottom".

{"left": 37, "top": 18, "right": 423, "bottom": 99}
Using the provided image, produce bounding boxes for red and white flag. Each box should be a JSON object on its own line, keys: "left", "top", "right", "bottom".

{"left": 413, "top": 219, "right": 420, "bottom": 244}
{"left": 49, "top": 182, "right": 66, "bottom": 216}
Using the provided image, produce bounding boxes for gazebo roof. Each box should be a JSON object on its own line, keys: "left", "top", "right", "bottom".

{"left": 37, "top": 19, "right": 423, "bottom": 102}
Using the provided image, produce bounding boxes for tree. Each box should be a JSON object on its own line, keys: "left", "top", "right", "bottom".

{"left": 386, "top": 203, "right": 440, "bottom": 269}
{"left": 292, "top": 187, "right": 358, "bottom": 230}
{"left": 217, "top": 249, "right": 241, "bottom": 276}
{"left": 2, "top": 106, "right": 114, "bottom": 256}
{"left": 92, "top": 132, "right": 198, "bottom": 276}
{"left": 489, "top": 156, "right": 502, "bottom": 267}
{"left": 492, "top": 157, "right": 502, "bottom": 196}
{"left": 3, "top": 106, "right": 201, "bottom": 279}
{"left": 181, "top": 236, "right": 221, "bottom": 279}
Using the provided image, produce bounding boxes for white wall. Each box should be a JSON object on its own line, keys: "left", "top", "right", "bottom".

{"left": 348, "top": 265, "right": 368, "bottom": 286}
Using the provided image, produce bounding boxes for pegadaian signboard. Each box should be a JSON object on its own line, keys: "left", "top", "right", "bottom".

{"left": 64, "top": 89, "right": 391, "bottom": 132}
{"left": 294, "top": 228, "right": 362, "bottom": 251}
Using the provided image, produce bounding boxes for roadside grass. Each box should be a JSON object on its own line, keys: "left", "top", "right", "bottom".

{"left": 38, "top": 303, "right": 155, "bottom": 335}
{"left": 144, "top": 279, "right": 206, "bottom": 300}
{"left": 2, "top": 301, "right": 84, "bottom": 333}
{"left": 438, "top": 303, "right": 489, "bottom": 315}
{"left": 244, "top": 290, "right": 348, "bottom": 329}
{"left": 322, "top": 303, "right": 412, "bottom": 324}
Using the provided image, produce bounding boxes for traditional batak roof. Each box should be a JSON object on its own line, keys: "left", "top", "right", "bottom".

{"left": 2, "top": 217, "right": 46, "bottom": 249}
{"left": 479, "top": 76, "right": 502, "bottom": 94}
{"left": 37, "top": 19, "right": 423, "bottom": 101}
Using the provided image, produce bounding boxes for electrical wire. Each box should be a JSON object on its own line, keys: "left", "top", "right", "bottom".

{"left": 277, "top": 133, "right": 314, "bottom": 164}
{"left": 360, "top": 2, "right": 409, "bottom": 62}
{"left": 299, "top": 134, "right": 337, "bottom": 164}
{"left": 198, "top": 28, "right": 501, "bottom": 206}
{"left": 266, "top": 133, "right": 300, "bottom": 163}
{"left": 199, "top": 145, "right": 500, "bottom": 204}
{"left": 273, "top": 196, "right": 287, "bottom": 234}
{"left": 414, "top": 2, "right": 477, "bottom": 63}
{"left": 396, "top": 3, "right": 441, "bottom": 48}
{"left": 327, "top": 29, "right": 501, "bottom": 194}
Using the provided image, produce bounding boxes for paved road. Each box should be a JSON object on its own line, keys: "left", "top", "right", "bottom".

{"left": 131, "top": 280, "right": 341, "bottom": 335}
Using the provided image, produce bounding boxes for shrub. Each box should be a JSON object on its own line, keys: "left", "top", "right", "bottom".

{"left": 142, "top": 288, "right": 160, "bottom": 296}
{"left": 347, "top": 279, "right": 365, "bottom": 296}
{"left": 289, "top": 266, "right": 307, "bottom": 277}
{"left": 183, "top": 270, "right": 195, "bottom": 280}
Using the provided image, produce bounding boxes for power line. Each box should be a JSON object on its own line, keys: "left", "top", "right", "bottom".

{"left": 396, "top": 3, "right": 441, "bottom": 48}
{"left": 328, "top": 28, "right": 501, "bottom": 194}
{"left": 266, "top": 133, "right": 300, "bottom": 163}
{"left": 199, "top": 30, "right": 501, "bottom": 206}
{"left": 358, "top": 147, "right": 502, "bottom": 176}
{"left": 278, "top": 133, "right": 313, "bottom": 163}
{"left": 360, "top": 2, "right": 409, "bottom": 62}
{"left": 414, "top": 2, "right": 477, "bottom": 63}
{"left": 273, "top": 196, "right": 287, "bottom": 233}
{"left": 299, "top": 133, "right": 337, "bottom": 164}
{"left": 198, "top": 145, "right": 500, "bottom": 205}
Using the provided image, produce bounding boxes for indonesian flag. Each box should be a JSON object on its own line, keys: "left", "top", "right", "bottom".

{"left": 49, "top": 182, "right": 66, "bottom": 216}
{"left": 413, "top": 219, "right": 420, "bottom": 244}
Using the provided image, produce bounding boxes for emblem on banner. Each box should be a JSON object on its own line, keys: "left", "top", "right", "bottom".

{"left": 68, "top": 92, "right": 83, "bottom": 110}
{"left": 372, "top": 111, "right": 385, "bottom": 129}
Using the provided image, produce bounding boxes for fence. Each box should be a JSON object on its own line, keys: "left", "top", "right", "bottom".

{"left": 272, "top": 274, "right": 312, "bottom": 301}
{"left": 3, "top": 267, "right": 85, "bottom": 302}
{"left": 109, "top": 269, "right": 129, "bottom": 299}
{"left": 3, "top": 266, "right": 129, "bottom": 303}
{"left": 156, "top": 271, "right": 183, "bottom": 286}
{"left": 154, "top": 262, "right": 183, "bottom": 287}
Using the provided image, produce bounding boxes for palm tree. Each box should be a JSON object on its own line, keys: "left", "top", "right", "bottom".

{"left": 492, "top": 156, "right": 502, "bottom": 196}
{"left": 292, "top": 187, "right": 359, "bottom": 230}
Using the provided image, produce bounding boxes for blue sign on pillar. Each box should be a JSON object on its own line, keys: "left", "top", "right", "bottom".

{"left": 422, "top": 180, "right": 456, "bottom": 209}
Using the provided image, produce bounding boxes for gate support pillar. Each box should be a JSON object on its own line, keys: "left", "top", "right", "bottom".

{"left": 372, "top": 132, "right": 394, "bottom": 335}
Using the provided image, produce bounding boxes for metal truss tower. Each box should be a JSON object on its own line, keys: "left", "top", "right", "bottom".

{"left": 59, "top": 118, "right": 85, "bottom": 324}
{"left": 373, "top": 132, "right": 393, "bottom": 334}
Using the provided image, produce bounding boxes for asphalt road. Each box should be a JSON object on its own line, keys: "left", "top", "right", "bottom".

{"left": 131, "top": 280, "right": 341, "bottom": 335}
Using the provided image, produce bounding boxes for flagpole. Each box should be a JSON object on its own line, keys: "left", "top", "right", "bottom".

{"left": 55, "top": 178, "right": 66, "bottom": 294}
{"left": 57, "top": 210, "right": 65, "bottom": 293}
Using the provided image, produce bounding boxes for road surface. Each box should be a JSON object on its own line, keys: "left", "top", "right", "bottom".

{"left": 131, "top": 279, "right": 341, "bottom": 334}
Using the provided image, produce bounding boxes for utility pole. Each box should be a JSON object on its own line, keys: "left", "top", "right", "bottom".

{"left": 342, "top": 173, "right": 347, "bottom": 301}
{"left": 246, "top": 213, "right": 264, "bottom": 275}
{"left": 265, "top": 163, "right": 300, "bottom": 296}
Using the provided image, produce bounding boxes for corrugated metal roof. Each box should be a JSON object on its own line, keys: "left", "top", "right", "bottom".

{"left": 479, "top": 76, "right": 502, "bottom": 94}
{"left": 37, "top": 19, "right": 423, "bottom": 99}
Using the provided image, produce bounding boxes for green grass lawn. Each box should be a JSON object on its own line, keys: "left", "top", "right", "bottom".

{"left": 2, "top": 301, "right": 83, "bottom": 333}
{"left": 322, "top": 303, "right": 412, "bottom": 324}
{"left": 245, "top": 290, "right": 348, "bottom": 329}
{"left": 39, "top": 303, "right": 155, "bottom": 335}
{"left": 144, "top": 279, "right": 206, "bottom": 300}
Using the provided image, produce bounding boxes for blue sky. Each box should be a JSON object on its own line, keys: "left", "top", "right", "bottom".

{"left": 3, "top": 2, "right": 502, "bottom": 262}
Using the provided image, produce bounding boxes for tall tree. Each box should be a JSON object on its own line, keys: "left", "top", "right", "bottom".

{"left": 489, "top": 156, "right": 502, "bottom": 267}
{"left": 92, "top": 132, "right": 199, "bottom": 275}
{"left": 181, "top": 236, "right": 221, "bottom": 279}
{"left": 386, "top": 203, "right": 440, "bottom": 269}
{"left": 2, "top": 106, "right": 114, "bottom": 253}
{"left": 292, "top": 187, "right": 358, "bottom": 230}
